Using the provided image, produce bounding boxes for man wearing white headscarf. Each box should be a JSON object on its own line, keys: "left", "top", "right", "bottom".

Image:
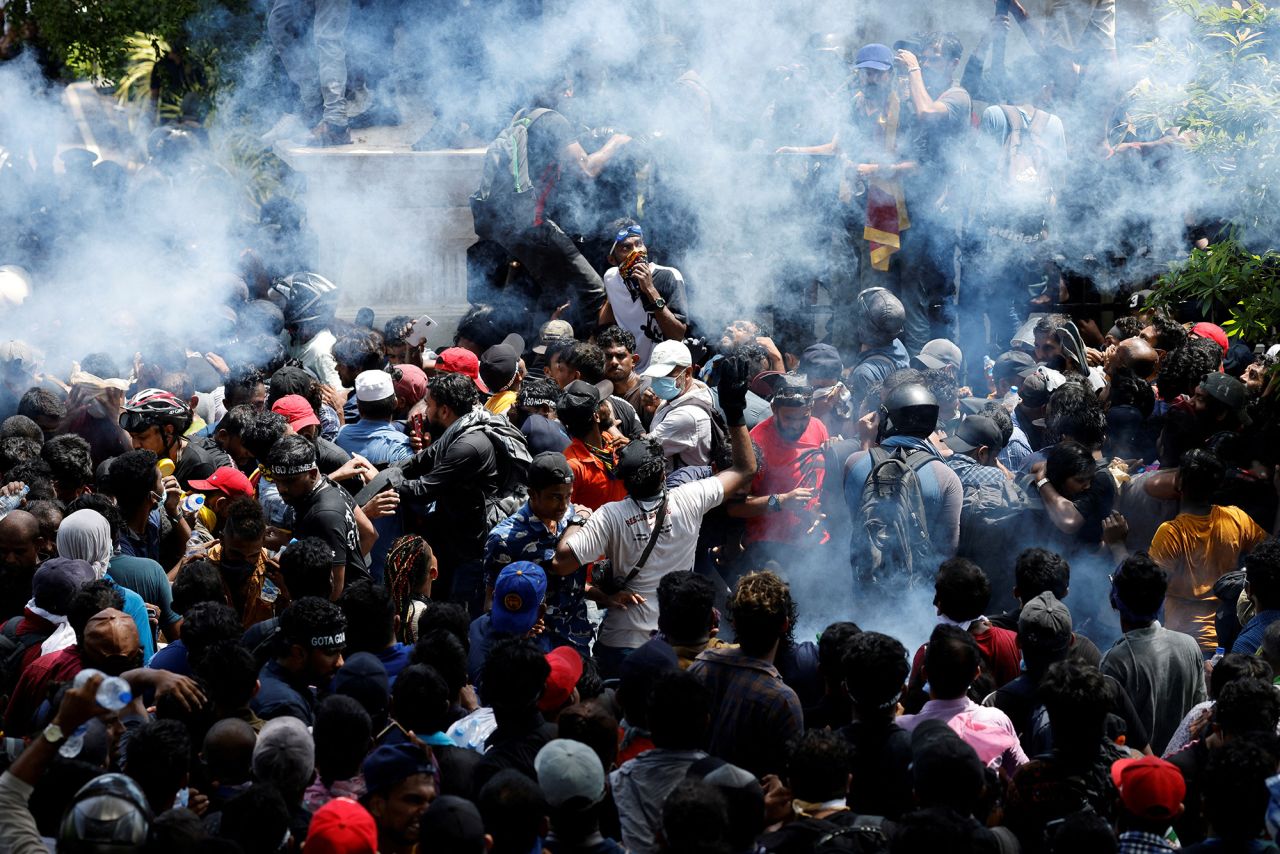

{"left": 57, "top": 510, "right": 156, "bottom": 663}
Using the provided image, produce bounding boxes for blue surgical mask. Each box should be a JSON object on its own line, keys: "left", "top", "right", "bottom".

{"left": 651, "top": 376, "right": 681, "bottom": 401}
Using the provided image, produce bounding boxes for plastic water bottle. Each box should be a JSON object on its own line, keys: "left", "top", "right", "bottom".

{"left": 181, "top": 493, "right": 206, "bottom": 514}
{"left": 0, "top": 484, "right": 28, "bottom": 520}
{"left": 73, "top": 668, "right": 133, "bottom": 711}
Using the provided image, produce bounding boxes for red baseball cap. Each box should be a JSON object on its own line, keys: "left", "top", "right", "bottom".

{"left": 427, "top": 348, "right": 489, "bottom": 393}
{"left": 1111, "top": 756, "right": 1186, "bottom": 820}
{"left": 305, "top": 797, "right": 378, "bottom": 854}
{"left": 272, "top": 394, "right": 321, "bottom": 431}
{"left": 392, "top": 363, "right": 428, "bottom": 405}
{"left": 537, "top": 646, "right": 584, "bottom": 713}
{"left": 188, "top": 466, "right": 254, "bottom": 499}
{"left": 1190, "top": 322, "right": 1229, "bottom": 354}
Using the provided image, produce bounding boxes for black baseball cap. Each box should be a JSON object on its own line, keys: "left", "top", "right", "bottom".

{"left": 944, "top": 414, "right": 1004, "bottom": 455}
{"left": 420, "top": 795, "right": 486, "bottom": 854}
{"left": 557, "top": 380, "right": 613, "bottom": 418}
{"left": 529, "top": 451, "right": 573, "bottom": 490}
{"left": 614, "top": 438, "right": 662, "bottom": 480}
{"left": 993, "top": 350, "right": 1037, "bottom": 382}
{"left": 1200, "top": 372, "right": 1250, "bottom": 424}
{"left": 798, "top": 344, "right": 843, "bottom": 381}
{"left": 479, "top": 333, "right": 525, "bottom": 393}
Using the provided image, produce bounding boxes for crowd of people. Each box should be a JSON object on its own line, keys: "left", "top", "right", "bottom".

{"left": 4, "top": 0, "right": 1280, "bottom": 852}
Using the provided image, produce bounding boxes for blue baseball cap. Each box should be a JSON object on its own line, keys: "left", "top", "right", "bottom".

{"left": 492, "top": 561, "right": 547, "bottom": 636}
{"left": 855, "top": 43, "right": 893, "bottom": 71}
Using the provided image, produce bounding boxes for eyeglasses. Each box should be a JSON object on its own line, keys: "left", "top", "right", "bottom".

{"left": 613, "top": 224, "right": 643, "bottom": 245}
{"left": 120, "top": 411, "right": 153, "bottom": 433}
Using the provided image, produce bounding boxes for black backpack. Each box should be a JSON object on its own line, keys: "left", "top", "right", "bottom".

{"left": 473, "top": 416, "right": 534, "bottom": 529}
{"left": 849, "top": 446, "right": 936, "bottom": 588}
{"left": 760, "top": 815, "right": 889, "bottom": 854}
{"left": 0, "top": 615, "right": 47, "bottom": 704}
{"left": 468, "top": 108, "right": 556, "bottom": 241}
{"left": 956, "top": 476, "right": 1037, "bottom": 584}
{"left": 667, "top": 394, "right": 731, "bottom": 470}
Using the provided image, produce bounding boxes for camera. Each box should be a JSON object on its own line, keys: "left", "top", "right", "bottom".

{"left": 893, "top": 38, "right": 922, "bottom": 55}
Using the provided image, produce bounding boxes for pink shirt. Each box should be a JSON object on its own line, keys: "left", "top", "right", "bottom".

{"left": 898, "top": 697, "right": 1028, "bottom": 773}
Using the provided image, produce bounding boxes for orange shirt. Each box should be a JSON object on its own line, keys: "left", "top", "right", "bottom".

{"left": 1149, "top": 505, "right": 1267, "bottom": 652}
{"left": 563, "top": 435, "right": 629, "bottom": 510}
{"left": 746, "top": 416, "right": 828, "bottom": 544}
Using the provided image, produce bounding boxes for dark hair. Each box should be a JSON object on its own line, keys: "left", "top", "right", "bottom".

{"left": 1179, "top": 448, "right": 1225, "bottom": 502}
{"left": 558, "top": 701, "right": 619, "bottom": 771}
{"left": 382, "top": 315, "right": 413, "bottom": 347}
{"left": 144, "top": 807, "right": 206, "bottom": 853}
{"left": 384, "top": 535, "right": 434, "bottom": 643}
{"left": 279, "top": 537, "right": 336, "bottom": 600}
{"left": 333, "top": 329, "right": 384, "bottom": 371}
{"left": 1046, "top": 382, "right": 1106, "bottom": 448}
{"left": 266, "top": 367, "right": 321, "bottom": 411}
{"left": 172, "top": 560, "right": 225, "bottom": 614}
{"left": 180, "top": 602, "right": 241, "bottom": 658}
{"left": 357, "top": 390, "right": 396, "bottom": 421}
{"left": 481, "top": 638, "right": 549, "bottom": 719}
{"left": 410, "top": 628, "right": 469, "bottom": 701}
{"left": 215, "top": 404, "right": 257, "bottom": 440}
{"left": 1038, "top": 661, "right": 1110, "bottom": 754}
{"left": 18, "top": 388, "right": 65, "bottom": 423}
{"left": 1108, "top": 368, "right": 1155, "bottom": 418}
{"left": 68, "top": 579, "right": 124, "bottom": 645}
{"left": 27, "top": 758, "right": 100, "bottom": 837}
{"left": 1247, "top": 538, "right": 1280, "bottom": 610}
{"left": 1216, "top": 677, "right": 1280, "bottom": 736}
{"left": 1112, "top": 552, "right": 1169, "bottom": 619}
{"left": 1047, "top": 810, "right": 1119, "bottom": 854}
{"left": 224, "top": 367, "right": 265, "bottom": 409}
{"left": 1045, "top": 439, "right": 1096, "bottom": 489}
{"left": 427, "top": 371, "right": 479, "bottom": 416}
{"left": 194, "top": 640, "right": 259, "bottom": 712}
{"left": 279, "top": 596, "right": 346, "bottom": 649}
{"left": 924, "top": 30, "right": 963, "bottom": 62}
{"left": 1202, "top": 735, "right": 1278, "bottom": 840}
{"left": 41, "top": 434, "right": 93, "bottom": 492}
{"left": 264, "top": 433, "right": 316, "bottom": 472}
{"left": 934, "top": 558, "right": 991, "bottom": 623}
{"left": 1015, "top": 548, "right": 1071, "bottom": 600}
{"left": 1145, "top": 311, "right": 1188, "bottom": 353}
{"left": 1210, "top": 652, "right": 1273, "bottom": 699}
{"left": 219, "top": 784, "right": 291, "bottom": 854}
{"left": 621, "top": 437, "right": 666, "bottom": 499}
{"left": 0, "top": 414, "right": 43, "bottom": 441}
{"left": 657, "top": 571, "right": 716, "bottom": 643}
{"left": 337, "top": 581, "right": 396, "bottom": 654}
{"left": 922, "top": 369, "right": 957, "bottom": 407}
{"left": 892, "top": 806, "right": 991, "bottom": 854}
{"left": 596, "top": 325, "right": 637, "bottom": 354}
{"left": 980, "top": 402, "right": 1014, "bottom": 447}
{"left": 240, "top": 410, "right": 289, "bottom": 461}
{"left": 786, "top": 729, "right": 853, "bottom": 802}
{"left": 817, "top": 621, "right": 861, "bottom": 679}
{"left": 729, "top": 571, "right": 792, "bottom": 657}
{"left": 391, "top": 663, "right": 451, "bottom": 734}
{"left": 922, "top": 624, "right": 980, "bottom": 699}
{"left": 313, "top": 694, "right": 373, "bottom": 785}
{"left": 564, "top": 342, "right": 606, "bottom": 384}
{"left": 416, "top": 600, "right": 471, "bottom": 651}
{"left": 125, "top": 719, "right": 191, "bottom": 814}
{"left": 660, "top": 781, "right": 730, "bottom": 854}
{"left": 455, "top": 304, "right": 506, "bottom": 350}
{"left": 0, "top": 436, "right": 40, "bottom": 473}
{"left": 478, "top": 770, "right": 548, "bottom": 854}
{"left": 841, "top": 631, "right": 909, "bottom": 717}
{"left": 1112, "top": 316, "right": 1144, "bottom": 341}
{"left": 101, "top": 449, "right": 160, "bottom": 510}
{"left": 222, "top": 496, "right": 266, "bottom": 542}
{"left": 648, "top": 669, "right": 710, "bottom": 750}
{"left": 6, "top": 460, "right": 54, "bottom": 500}
{"left": 1156, "top": 339, "right": 1219, "bottom": 400}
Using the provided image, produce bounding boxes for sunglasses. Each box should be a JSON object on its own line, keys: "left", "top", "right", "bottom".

{"left": 119, "top": 411, "right": 153, "bottom": 433}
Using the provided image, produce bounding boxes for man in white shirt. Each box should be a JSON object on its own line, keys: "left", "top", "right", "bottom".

{"left": 641, "top": 340, "right": 715, "bottom": 470}
{"left": 598, "top": 220, "right": 690, "bottom": 371}
{"left": 551, "top": 355, "right": 757, "bottom": 677}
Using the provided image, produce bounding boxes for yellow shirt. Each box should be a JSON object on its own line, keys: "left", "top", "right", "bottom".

{"left": 1149, "top": 505, "right": 1267, "bottom": 652}
{"left": 484, "top": 390, "right": 517, "bottom": 416}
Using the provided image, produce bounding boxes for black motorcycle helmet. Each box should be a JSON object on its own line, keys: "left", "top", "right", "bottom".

{"left": 272, "top": 271, "right": 338, "bottom": 327}
{"left": 879, "top": 383, "right": 939, "bottom": 440}
{"left": 58, "top": 773, "right": 153, "bottom": 854}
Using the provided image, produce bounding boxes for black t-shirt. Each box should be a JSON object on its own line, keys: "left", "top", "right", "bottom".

{"left": 315, "top": 437, "right": 352, "bottom": 477}
{"left": 524, "top": 109, "right": 577, "bottom": 219}
{"left": 292, "top": 477, "right": 370, "bottom": 587}
{"left": 175, "top": 437, "right": 233, "bottom": 490}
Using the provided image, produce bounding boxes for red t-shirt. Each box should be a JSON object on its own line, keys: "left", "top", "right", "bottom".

{"left": 910, "top": 622, "right": 1023, "bottom": 691}
{"left": 746, "top": 416, "right": 829, "bottom": 544}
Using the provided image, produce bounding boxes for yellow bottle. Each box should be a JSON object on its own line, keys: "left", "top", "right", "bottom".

{"left": 157, "top": 458, "right": 175, "bottom": 477}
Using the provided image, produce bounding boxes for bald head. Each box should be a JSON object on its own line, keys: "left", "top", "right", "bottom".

{"left": 204, "top": 718, "right": 257, "bottom": 785}
{"left": 0, "top": 509, "right": 43, "bottom": 571}
{"left": 1111, "top": 337, "right": 1159, "bottom": 381}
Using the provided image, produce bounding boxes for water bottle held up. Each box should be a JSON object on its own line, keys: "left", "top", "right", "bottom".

{"left": 157, "top": 458, "right": 176, "bottom": 478}
{"left": 73, "top": 668, "right": 133, "bottom": 711}
{"left": 0, "top": 484, "right": 28, "bottom": 520}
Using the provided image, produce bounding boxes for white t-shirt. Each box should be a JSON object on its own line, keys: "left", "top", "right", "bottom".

{"left": 567, "top": 476, "right": 725, "bottom": 649}
{"left": 602, "top": 263, "right": 685, "bottom": 371}
{"left": 648, "top": 382, "right": 714, "bottom": 469}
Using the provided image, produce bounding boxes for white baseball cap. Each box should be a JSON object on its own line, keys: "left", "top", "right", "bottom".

{"left": 354, "top": 370, "right": 395, "bottom": 402}
{"left": 640, "top": 340, "right": 693, "bottom": 378}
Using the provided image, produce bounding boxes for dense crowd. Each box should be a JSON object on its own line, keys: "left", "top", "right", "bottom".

{"left": 4, "top": 0, "right": 1280, "bottom": 852}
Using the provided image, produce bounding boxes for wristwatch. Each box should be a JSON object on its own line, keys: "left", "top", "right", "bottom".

{"left": 567, "top": 514, "right": 589, "bottom": 527}
{"left": 1035, "top": 477, "right": 1051, "bottom": 490}
{"left": 767, "top": 494, "right": 783, "bottom": 513}
{"left": 42, "top": 722, "right": 65, "bottom": 746}
{"left": 647, "top": 297, "right": 667, "bottom": 313}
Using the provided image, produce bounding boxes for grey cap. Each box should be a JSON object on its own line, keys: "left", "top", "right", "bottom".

{"left": 912, "top": 339, "right": 963, "bottom": 371}
{"left": 535, "top": 739, "right": 606, "bottom": 808}
{"left": 856, "top": 287, "right": 905, "bottom": 344}
{"left": 1018, "top": 591, "right": 1073, "bottom": 652}
{"left": 252, "top": 717, "right": 315, "bottom": 796}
